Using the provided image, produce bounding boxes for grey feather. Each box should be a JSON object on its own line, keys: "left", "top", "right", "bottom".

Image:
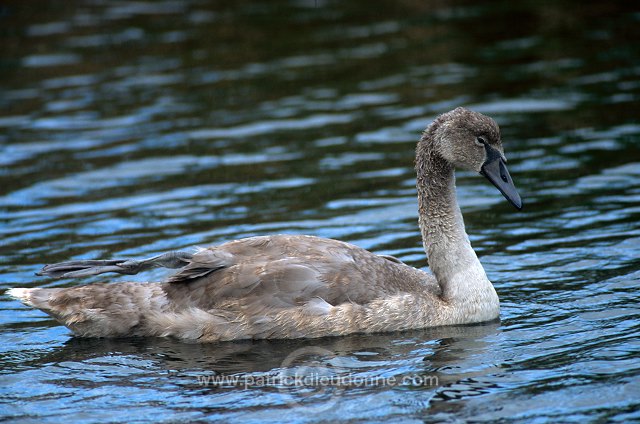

{"left": 37, "top": 251, "right": 193, "bottom": 279}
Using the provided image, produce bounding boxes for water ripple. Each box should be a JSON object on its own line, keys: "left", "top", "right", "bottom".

{"left": 1, "top": 1, "right": 639, "bottom": 423}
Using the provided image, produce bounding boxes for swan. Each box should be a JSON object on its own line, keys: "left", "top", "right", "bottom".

{"left": 8, "top": 107, "right": 522, "bottom": 342}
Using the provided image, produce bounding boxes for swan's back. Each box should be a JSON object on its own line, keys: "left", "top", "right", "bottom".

{"left": 164, "top": 235, "right": 436, "bottom": 310}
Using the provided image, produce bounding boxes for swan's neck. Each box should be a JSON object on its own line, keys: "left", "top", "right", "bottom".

{"left": 415, "top": 138, "right": 499, "bottom": 320}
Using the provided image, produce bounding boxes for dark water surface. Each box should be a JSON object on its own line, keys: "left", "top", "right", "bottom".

{"left": 1, "top": 1, "right": 640, "bottom": 422}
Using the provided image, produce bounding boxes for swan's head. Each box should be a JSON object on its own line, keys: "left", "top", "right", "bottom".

{"left": 427, "top": 107, "right": 522, "bottom": 210}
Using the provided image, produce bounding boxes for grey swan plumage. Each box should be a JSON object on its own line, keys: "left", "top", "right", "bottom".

{"left": 8, "top": 107, "right": 522, "bottom": 342}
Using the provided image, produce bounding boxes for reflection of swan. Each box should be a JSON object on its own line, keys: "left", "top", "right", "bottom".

{"left": 11, "top": 322, "right": 500, "bottom": 376}
{"left": 9, "top": 108, "right": 521, "bottom": 342}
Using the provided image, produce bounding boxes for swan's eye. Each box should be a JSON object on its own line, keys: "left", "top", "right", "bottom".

{"left": 475, "top": 136, "right": 487, "bottom": 147}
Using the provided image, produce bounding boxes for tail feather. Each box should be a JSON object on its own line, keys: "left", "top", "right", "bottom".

{"left": 7, "top": 283, "right": 167, "bottom": 337}
{"left": 7, "top": 287, "right": 53, "bottom": 309}
{"left": 8, "top": 250, "right": 198, "bottom": 338}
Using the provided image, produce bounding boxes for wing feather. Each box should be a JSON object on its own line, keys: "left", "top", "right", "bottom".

{"left": 162, "top": 235, "right": 432, "bottom": 313}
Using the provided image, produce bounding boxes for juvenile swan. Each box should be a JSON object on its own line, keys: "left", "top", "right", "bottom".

{"left": 8, "top": 107, "right": 522, "bottom": 342}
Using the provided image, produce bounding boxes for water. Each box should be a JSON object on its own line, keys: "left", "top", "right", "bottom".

{"left": 1, "top": 1, "right": 639, "bottom": 422}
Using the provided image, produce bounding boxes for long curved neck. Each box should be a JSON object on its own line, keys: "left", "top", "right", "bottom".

{"left": 415, "top": 135, "right": 492, "bottom": 306}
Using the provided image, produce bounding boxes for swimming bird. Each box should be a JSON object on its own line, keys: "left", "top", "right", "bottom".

{"left": 8, "top": 107, "right": 522, "bottom": 342}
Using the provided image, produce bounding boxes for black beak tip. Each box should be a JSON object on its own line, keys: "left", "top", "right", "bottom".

{"left": 480, "top": 155, "right": 523, "bottom": 212}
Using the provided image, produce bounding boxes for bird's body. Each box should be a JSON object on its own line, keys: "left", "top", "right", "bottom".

{"left": 8, "top": 107, "right": 522, "bottom": 342}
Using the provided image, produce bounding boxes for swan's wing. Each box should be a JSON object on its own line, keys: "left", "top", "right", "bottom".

{"left": 163, "top": 235, "right": 432, "bottom": 310}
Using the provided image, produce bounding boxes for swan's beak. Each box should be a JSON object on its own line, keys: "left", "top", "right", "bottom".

{"left": 480, "top": 144, "right": 522, "bottom": 210}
